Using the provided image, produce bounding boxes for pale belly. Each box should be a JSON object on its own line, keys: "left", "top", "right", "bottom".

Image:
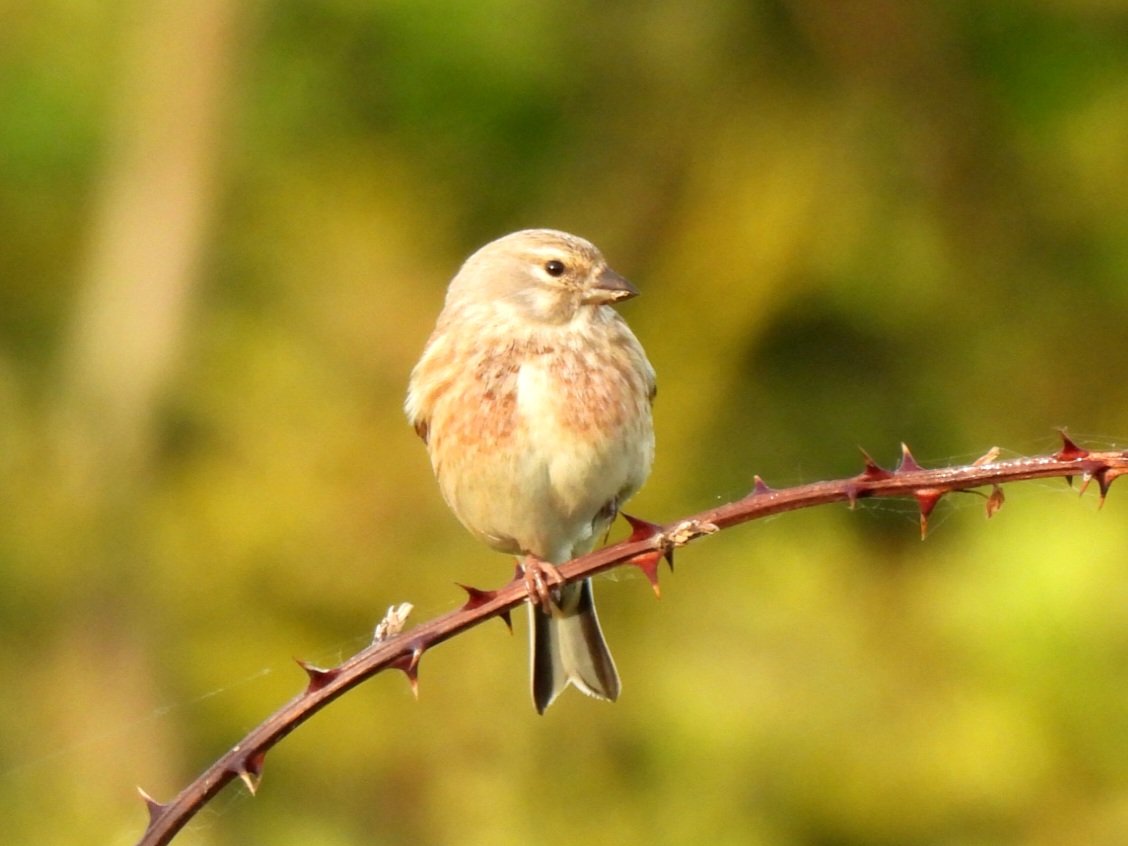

{"left": 435, "top": 345, "right": 653, "bottom": 564}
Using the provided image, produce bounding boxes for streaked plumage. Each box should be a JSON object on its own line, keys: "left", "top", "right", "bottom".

{"left": 406, "top": 229, "right": 655, "bottom": 712}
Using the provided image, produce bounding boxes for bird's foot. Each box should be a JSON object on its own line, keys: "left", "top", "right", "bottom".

{"left": 520, "top": 555, "right": 564, "bottom": 609}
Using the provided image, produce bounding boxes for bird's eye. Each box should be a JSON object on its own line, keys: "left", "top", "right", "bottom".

{"left": 544, "top": 259, "right": 566, "bottom": 277}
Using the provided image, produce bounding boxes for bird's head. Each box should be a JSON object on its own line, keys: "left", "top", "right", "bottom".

{"left": 446, "top": 229, "right": 638, "bottom": 325}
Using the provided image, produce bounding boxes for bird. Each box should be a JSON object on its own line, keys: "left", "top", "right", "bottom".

{"left": 405, "top": 229, "right": 656, "bottom": 712}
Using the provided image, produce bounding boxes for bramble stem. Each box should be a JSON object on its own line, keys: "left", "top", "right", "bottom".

{"left": 135, "top": 434, "right": 1125, "bottom": 846}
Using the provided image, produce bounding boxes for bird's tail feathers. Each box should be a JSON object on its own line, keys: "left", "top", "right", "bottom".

{"left": 531, "top": 578, "right": 620, "bottom": 713}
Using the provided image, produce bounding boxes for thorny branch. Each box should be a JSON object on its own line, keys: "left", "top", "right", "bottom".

{"left": 136, "top": 432, "right": 1127, "bottom": 846}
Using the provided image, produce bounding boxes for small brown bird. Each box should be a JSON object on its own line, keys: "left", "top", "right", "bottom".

{"left": 405, "top": 229, "right": 656, "bottom": 712}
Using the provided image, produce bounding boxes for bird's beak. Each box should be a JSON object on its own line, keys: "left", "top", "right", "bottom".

{"left": 585, "top": 266, "right": 640, "bottom": 304}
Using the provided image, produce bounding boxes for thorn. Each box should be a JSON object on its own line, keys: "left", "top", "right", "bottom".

{"left": 1092, "top": 466, "right": 1122, "bottom": 508}
{"left": 1103, "top": 466, "right": 1125, "bottom": 491}
{"left": 1064, "top": 475, "right": 1073, "bottom": 488}
{"left": 390, "top": 645, "right": 423, "bottom": 699}
{"left": 1092, "top": 473, "right": 1107, "bottom": 498}
{"left": 1077, "top": 464, "right": 1114, "bottom": 502}
{"left": 897, "top": 443, "right": 924, "bottom": 474}
{"left": 857, "top": 448, "right": 894, "bottom": 482}
{"left": 1079, "top": 471, "right": 1094, "bottom": 498}
{"left": 915, "top": 489, "right": 944, "bottom": 539}
{"left": 973, "top": 446, "right": 1001, "bottom": 466}
{"left": 137, "top": 787, "right": 166, "bottom": 826}
{"left": 232, "top": 749, "right": 266, "bottom": 796}
{"left": 295, "top": 659, "right": 339, "bottom": 694}
{"left": 621, "top": 512, "right": 663, "bottom": 542}
{"left": 629, "top": 550, "right": 663, "bottom": 598}
{"left": 751, "top": 475, "right": 774, "bottom": 496}
{"left": 848, "top": 449, "right": 892, "bottom": 508}
{"left": 457, "top": 583, "right": 496, "bottom": 609}
{"left": 457, "top": 584, "right": 512, "bottom": 632}
{"left": 621, "top": 512, "right": 674, "bottom": 570}
{"left": 985, "top": 485, "right": 1005, "bottom": 518}
{"left": 1054, "top": 429, "right": 1089, "bottom": 461}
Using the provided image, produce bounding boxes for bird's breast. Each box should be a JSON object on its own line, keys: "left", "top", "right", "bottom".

{"left": 516, "top": 336, "right": 647, "bottom": 444}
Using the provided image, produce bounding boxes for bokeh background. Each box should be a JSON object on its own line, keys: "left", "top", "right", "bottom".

{"left": 4, "top": 1, "right": 1128, "bottom": 844}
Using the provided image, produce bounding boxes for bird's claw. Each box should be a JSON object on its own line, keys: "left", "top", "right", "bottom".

{"left": 521, "top": 556, "right": 564, "bottom": 609}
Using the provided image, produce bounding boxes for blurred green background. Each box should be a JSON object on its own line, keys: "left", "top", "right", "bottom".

{"left": 3, "top": 1, "right": 1128, "bottom": 844}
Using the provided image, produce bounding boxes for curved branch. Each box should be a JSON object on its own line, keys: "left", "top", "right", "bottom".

{"left": 135, "top": 433, "right": 1125, "bottom": 845}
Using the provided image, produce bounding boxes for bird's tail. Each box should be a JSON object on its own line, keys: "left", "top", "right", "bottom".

{"left": 531, "top": 578, "right": 620, "bottom": 713}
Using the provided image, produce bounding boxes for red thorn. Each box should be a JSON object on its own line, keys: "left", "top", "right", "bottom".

{"left": 295, "top": 659, "right": 339, "bottom": 694}
{"left": 751, "top": 475, "right": 774, "bottom": 495}
{"left": 985, "top": 485, "right": 1005, "bottom": 519}
{"left": 1055, "top": 429, "right": 1089, "bottom": 461}
{"left": 457, "top": 585, "right": 510, "bottom": 633}
{"left": 461, "top": 583, "right": 512, "bottom": 634}
{"left": 621, "top": 513, "right": 674, "bottom": 571}
{"left": 1073, "top": 466, "right": 1109, "bottom": 500}
{"left": 848, "top": 449, "right": 891, "bottom": 509}
{"left": 232, "top": 749, "right": 266, "bottom": 795}
{"left": 897, "top": 443, "right": 924, "bottom": 474}
{"left": 915, "top": 489, "right": 944, "bottom": 539}
{"left": 458, "top": 583, "right": 500, "bottom": 612}
{"left": 391, "top": 645, "right": 423, "bottom": 698}
{"left": 137, "top": 787, "right": 166, "bottom": 826}
{"left": 857, "top": 449, "right": 893, "bottom": 482}
{"left": 621, "top": 512, "right": 663, "bottom": 542}
{"left": 1092, "top": 466, "right": 1121, "bottom": 508}
{"left": 629, "top": 550, "right": 663, "bottom": 598}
